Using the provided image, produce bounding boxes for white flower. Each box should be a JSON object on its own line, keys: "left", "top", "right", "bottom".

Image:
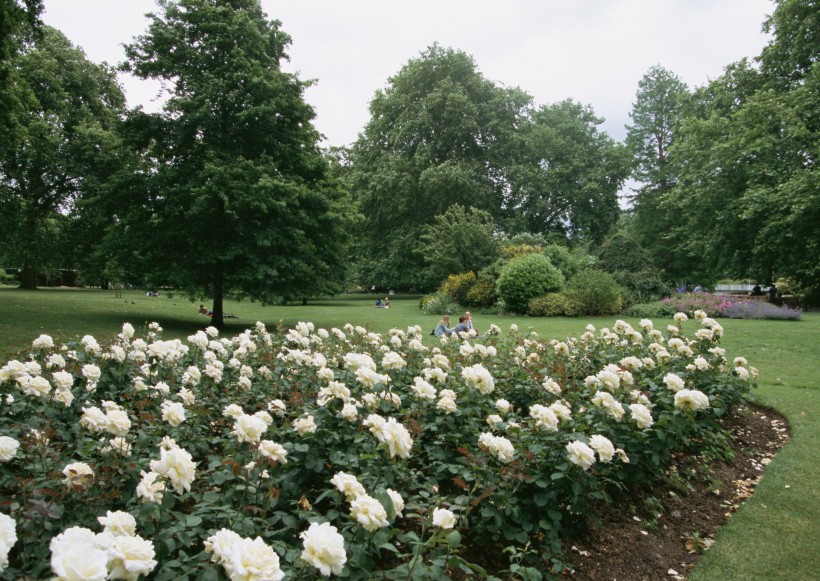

{"left": 105, "top": 437, "right": 133, "bottom": 457}
{"left": 461, "top": 364, "right": 495, "bottom": 395}
{"left": 674, "top": 312, "right": 688, "bottom": 324}
{"left": 386, "top": 489, "right": 405, "bottom": 518}
{"left": 0, "top": 436, "right": 20, "bottom": 462}
{"left": 51, "top": 370, "right": 74, "bottom": 390}
{"left": 410, "top": 377, "right": 437, "bottom": 400}
{"left": 432, "top": 507, "right": 456, "bottom": 529}
{"left": 0, "top": 512, "right": 17, "bottom": 572}
{"left": 674, "top": 389, "right": 710, "bottom": 411}
{"left": 486, "top": 414, "right": 504, "bottom": 427}
{"left": 436, "top": 396, "right": 457, "bottom": 414}
{"left": 293, "top": 415, "right": 317, "bottom": 436}
{"left": 62, "top": 462, "right": 94, "bottom": 489}
{"left": 161, "top": 400, "right": 186, "bottom": 427}
{"left": 378, "top": 417, "right": 413, "bottom": 459}
{"left": 223, "top": 403, "right": 245, "bottom": 419}
{"left": 629, "top": 403, "right": 654, "bottom": 429}
{"left": 566, "top": 441, "right": 596, "bottom": 470}
{"left": 205, "top": 528, "right": 243, "bottom": 563}
{"left": 49, "top": 526, "right": 108, "bottom": 581}
{"left": 21, "top": 375, "right": 51, "bottom": 397}
{"left": 381, "top": 351, "right": 406, "bottom": 370}
{"left": 300, "top": 522, "right": 347, "bottom": 576}
{"left": 136, "top": 471, "right": 165, "bottom": 503}
{"left": 663, "top": 373, "right": 686, "bottom": 392}
{"left": 478, "top": 432, "right": 515, "bottom": 463}
{"left": 588, "top": 435, "right": 615, "bottom": 463}
{"left": 32, "top": 334, "right": 54, "bottom": 349}
{"left": 233, "top": 414, "right": 268, "bottom": 444}
{"left": 82, "top": 364, "right": 102, "bottom": 382}
{"left": 350, "top": 494, "right": 389, "bottom": 532}
{"left": 107, "top": 535, "right": 158, "bottom": 581}
{"left": 529, "top": 404, "right": 559, "bottom": 431}
{"left": 149, "top": 446, "right": 196, "bottom": 493}
{"left": 549, "top": 401, "right": 572, "bottom": 421}
{"left": 694, "top": 356, "right": 710, "bottom": 370}
{"left": 330, "top": 471, "right": 366, "bottom": 501}
{"left": 246, "top": 442, "right": 284, "bottom": 468}
{"left": 106, "top": 409, "right": 132, "bottom": 436}
{"left": 495, "top": 399, "right": 511, "bottom": 414}
{"left": 97, "top": 510, "right": 137, "bottom": 537}
{"left": 223, "top": 536, "right": 284, "bottom": 581}
{"left": 542, "top": 377, "right": 562, "bottom": 395}
{"left": 591, "top": 391, "right": 626, "bottom": 420}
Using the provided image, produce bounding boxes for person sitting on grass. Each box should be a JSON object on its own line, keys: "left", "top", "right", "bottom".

{"left": 433, "top": 315, "right": 453, "bottom": 337}
{"left": 199, "top": 304, "right": 239, "bottom": 318}
{"left": 451, "top": 315, "right": 470, "bottom": 337}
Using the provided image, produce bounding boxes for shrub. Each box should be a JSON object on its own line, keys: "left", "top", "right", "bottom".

{"left": 596, "top": 232, "right": 656, "bottom": 273}
{"left": 439, "top": 272, "right": 477, "bottom": 304}
{"left": 660, "top": 293, "right": 733, "bottom": 317}
{"left": 500, "top": 243, "right": 542, "bottom": 260}
{"left": 565, "top": 269, "right": 624, "bottom": 316}
{"left": 627, "top": 302, "right": 677, "bottom": 319}
{"left": 528, "top": 293, "right": 582, "bottom": 317}
{"left": 613, "top": 270, "right": 670, "bottom": 305}
{"left": 420, "top": 291, "right": 461, "bottom": 315}
{"left": 496, "top": 253, "right": 565, "bottom": 314}
{"left": 465, "top": 278, "right": 497, "bottom": 308}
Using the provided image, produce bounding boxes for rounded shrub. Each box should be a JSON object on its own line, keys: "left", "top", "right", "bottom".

{"left": 565, "top": 269, "right": 623, "bottom": 316}
{"left": 419, "top": 292, "right": 461, "bottom": 315}
{"left": 528, "top": 293, "right": 582, "bottom": 317}
{"left": 465, "top": 278, "right": 497, "bottom": 308}
{"left": 496, "top": 253, "right": 565, "bottom": 314}
{"left": 439, "top": 272, "right": 477, "bottom": 304}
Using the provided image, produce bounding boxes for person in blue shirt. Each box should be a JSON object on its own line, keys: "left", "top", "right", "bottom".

{"left": 433, "top": 315, "right": 453, "bottom": 337}
{"left": 451, "top": 315, "right": 470, "bottom": 337}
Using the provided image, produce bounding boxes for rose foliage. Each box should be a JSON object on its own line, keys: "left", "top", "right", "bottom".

{"left": 0, "top": 313, "right": 756, "bottom": 578}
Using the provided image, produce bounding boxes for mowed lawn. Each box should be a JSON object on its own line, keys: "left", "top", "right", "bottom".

{"left": 1, "top": 286, "right": 818, "bottom": 579}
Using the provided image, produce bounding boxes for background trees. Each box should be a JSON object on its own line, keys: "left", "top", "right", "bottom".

{"left": 0, "top": 27, "right": 125, "bottom": 288}
{"left": 115, "top": 0, "right": 351, "bottom": 326}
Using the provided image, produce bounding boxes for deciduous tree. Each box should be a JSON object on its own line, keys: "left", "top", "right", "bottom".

{"left": 118, "top": 0, "right": 350, "bottom": 326}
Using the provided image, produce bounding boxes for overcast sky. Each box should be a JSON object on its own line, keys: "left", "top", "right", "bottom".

{"left": 42, "top": 0, "right": 775, "bottom": 147}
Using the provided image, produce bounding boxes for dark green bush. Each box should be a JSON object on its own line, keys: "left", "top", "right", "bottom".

{"left": 528, "top": 293, "right": 582, "bottom": 317}
{"left": 565, "top": 269, "right": 623, "bottom": 316}
{"left": 614, "top": 270, "right": 670, "bottom": 304}
{"left": 496, "top": 254, "right": 565, "bottom": 314}
{"left": 627, "top": 301, "right": 677, "bottom": 319}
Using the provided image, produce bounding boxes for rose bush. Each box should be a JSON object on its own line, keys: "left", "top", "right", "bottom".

{"left": 0, "top": 315, "right": 755, "bottom": 578}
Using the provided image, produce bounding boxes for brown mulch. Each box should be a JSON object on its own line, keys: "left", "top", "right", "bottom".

{"left": 563, "top": 402, "right": 790, "bottom": 581}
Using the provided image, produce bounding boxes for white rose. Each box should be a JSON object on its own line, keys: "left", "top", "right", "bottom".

{"left": 300, "top": 522, "right": 347, "bottom": 576}
{"left": 161, "top": 400, "right": 186, "bottom": 427}
{"left": 432, "top": 508, "right": 456, "bottom": 529}
{"left": 0, "top": 436, "right": 20, "bottom": 462}
{"left": 97, "top": 510, "right": 137, "bottom": 537}
{"left": 566, "top": 441, "right": 596, "bottom": 470}
{"left": 349, "top": 494, "right": 389, "bottom": 532}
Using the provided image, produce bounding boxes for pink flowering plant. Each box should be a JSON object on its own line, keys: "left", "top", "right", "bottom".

{"left": 0, "top": 315, "right": 756, "bottom": 578}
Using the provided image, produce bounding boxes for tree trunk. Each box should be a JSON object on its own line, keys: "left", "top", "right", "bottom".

{"left": 19, "top": 264, "right": 38, "bottom": 289}
{"left": 212, "top": 269, "right": 225, "bottom": 329}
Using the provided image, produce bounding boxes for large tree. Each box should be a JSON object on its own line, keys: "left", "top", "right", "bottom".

{"left": 624, "top": 65, "right": 689, "bottom": 270}
{"left": 351, "top": 45, "right": 530, "bottom": 290}
{"left": 0, "top": 0, "right": 42, "bottom": 137}
{"left": 663, "top": 0, "right": 819, "bottom": 294}
{"left": 504, "top": 99, "right": 629, "bottom": 244}
{"left": 0, "top": 26, "right": 125, "bottom": 288}
{"left": 119, "top": 0, "right": 350, "bottom": 326}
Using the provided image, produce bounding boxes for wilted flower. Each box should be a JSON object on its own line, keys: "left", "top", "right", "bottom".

{"left": 62, "top": 462, "right": 94, "bottom": 489}
{"left": 300, "top": 522, "right": 347, "bottom": 577}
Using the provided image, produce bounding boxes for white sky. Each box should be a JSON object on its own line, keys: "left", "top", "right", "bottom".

{"left": 42, "top": 0, "right": 774, "bottom": 147}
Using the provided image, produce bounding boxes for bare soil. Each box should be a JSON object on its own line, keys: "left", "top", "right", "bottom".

{"left": 563, "top": 403, "right": 790, "bottom": 580}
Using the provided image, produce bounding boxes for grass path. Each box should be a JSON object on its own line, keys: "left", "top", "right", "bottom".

{"left": 1, "top": 287, "right": 817, "bottom": 579}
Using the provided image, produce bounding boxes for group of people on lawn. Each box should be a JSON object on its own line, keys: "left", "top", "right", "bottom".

{"left": 433, "top": 312, "right": 475, "bottom": 338}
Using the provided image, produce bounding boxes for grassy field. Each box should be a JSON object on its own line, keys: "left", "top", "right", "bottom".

{"left": 1, "top": 286, "right": 817, "bottom": 579}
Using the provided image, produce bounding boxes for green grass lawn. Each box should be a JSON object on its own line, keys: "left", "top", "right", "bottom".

{"left": 1, "top": 286, "right": 817, "bottom": 579}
